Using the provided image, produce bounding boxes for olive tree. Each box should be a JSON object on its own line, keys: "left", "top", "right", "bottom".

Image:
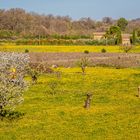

{"left": 120, "top": 45, "right": 133, "bottom": 53}
{"left": 77, "top": 57, "right": 90, "bottom": 74}
{"left": 0, "top": 53, "right": 29, "bottom": 115}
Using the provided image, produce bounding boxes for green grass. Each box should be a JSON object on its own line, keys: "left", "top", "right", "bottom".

{"left": 0, "top": 67, "right": 140, "bottom": 139}
{"left": 0, "top": 44, "right": 140, "bottom": 53}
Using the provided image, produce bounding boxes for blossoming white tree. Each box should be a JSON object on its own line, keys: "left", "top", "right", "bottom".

{"left": 0, "top": 53, "right": 29, "bottom": 115}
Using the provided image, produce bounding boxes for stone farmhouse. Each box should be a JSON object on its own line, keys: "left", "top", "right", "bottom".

{"left": 93, "top": 32, "right": 131, "bottom": 45}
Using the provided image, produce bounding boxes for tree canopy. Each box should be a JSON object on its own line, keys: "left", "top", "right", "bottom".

{"left": 117, "top": 18, "right": 128, "bottom": 31}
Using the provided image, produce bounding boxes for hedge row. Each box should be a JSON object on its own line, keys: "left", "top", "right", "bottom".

{"left": 16, "top": 38, "right": 118, "bottom": 45}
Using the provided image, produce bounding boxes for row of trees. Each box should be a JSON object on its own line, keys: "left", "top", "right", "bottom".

{"left": 15, "top": 24, "right": 123, "bottom": 45}
{"left": 0, "top": 8, "right": 138, "bottom": 38}
{"left": 0, "top": 8, "right": 100, "bottom": 38}
{"left": 130, "top": 28, "right": 140, "bottom": 45}
{"left": 1, "top": 8, "right": 140, "bottom": 45}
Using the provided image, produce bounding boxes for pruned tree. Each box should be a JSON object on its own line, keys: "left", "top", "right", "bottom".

{"left": 84, "top": 93, "right": 93, "bottom": 109}
{"left": 77, "top": 57, "right": 90, "bottom": 74}
{"left": 120, "top": 45, "right": 133, "bottom": 53}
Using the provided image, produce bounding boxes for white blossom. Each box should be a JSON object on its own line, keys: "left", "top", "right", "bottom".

{"left": 0, "top": 53, "right": 29, "bottom": 113}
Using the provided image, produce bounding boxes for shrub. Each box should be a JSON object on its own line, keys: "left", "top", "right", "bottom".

{"left": 84, "top": 50, "right": 89, "bottom": 54}
{"left": 28, "top": 68, "right": 39, "bottom": 84}
{"left": 25, "top": 49, "right": 29, "bottom": 53}
{"left": 29, "top": 63, "right": 54, "bottom": 74}
{"left": 0, "top": 110, "right": 24, "bottom": 120}
{"left": 48, "top": 80, "right": 59, "bottom": 95}
{"left": 101, "top": 48, "right": 107, "bottom": 53}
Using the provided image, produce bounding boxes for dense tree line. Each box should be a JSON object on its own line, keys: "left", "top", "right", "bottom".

{"left": 0, "top": 8, "right": 140, "bottom": 45}
{"left": 0, "top": 8, "right": 117, "bottom": 38}
{"left": 0, "top": 8, "right": 96, "bottom": 38}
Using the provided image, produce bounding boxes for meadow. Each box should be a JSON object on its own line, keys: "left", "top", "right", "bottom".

{"left": 0, "top": 44, "right": 140, "bottom": 53}
{"left": 1, "top": 4, "right": 140, "bottom": 140}
{"left": 0, "top": 67, "right": 140, "bottom": 140}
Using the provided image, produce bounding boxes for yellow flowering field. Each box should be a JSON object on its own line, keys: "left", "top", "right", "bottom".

{"left": 0, "top": 67, "right": 140, "bottom": 139}
{"left": 0, "top": 44, "right": 140, "bottom": 52}
{"left": 1, "top": 44, "right": 140, "bottom": 52}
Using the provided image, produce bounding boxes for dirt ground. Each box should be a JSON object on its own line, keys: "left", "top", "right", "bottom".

{"left": 29, "top": 52, "right": 140, "bottom": 68}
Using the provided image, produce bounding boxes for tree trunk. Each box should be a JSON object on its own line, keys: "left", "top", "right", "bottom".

{"left": 138, "top": 86, "right": 140, "bottom": 98}
{"left": 84, "top": 93, "right": 93, "bottom": 109}
{"left": 0, "top": 105, "right": 3, "bottom": 115}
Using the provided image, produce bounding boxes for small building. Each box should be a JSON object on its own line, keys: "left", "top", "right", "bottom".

{"left": 93, "top": 32, "right": 105, "bottom": 40}
{"left": 93, "top": 32, "right": 131, "bottom": 45}
{"left": 122, "top": 34, "right": 131, "bottom": 45}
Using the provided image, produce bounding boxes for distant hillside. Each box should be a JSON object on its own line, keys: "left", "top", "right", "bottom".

{"left": 0, "top": 8, "right": 140, "bottom": 39}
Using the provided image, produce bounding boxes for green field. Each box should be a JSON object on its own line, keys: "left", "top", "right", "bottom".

{"left": 0, "top": 44, "right": 140, "bottom": 53}
{"left": 0, "top": 67, "right": 140, "bottom": 139}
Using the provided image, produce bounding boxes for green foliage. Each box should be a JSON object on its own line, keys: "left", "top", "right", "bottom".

{"left": 51, "top": 34, "right": 92, "bottom": 40}
{"left": 0, "top": 110, "right": 24, "bottom": 120}
{"left": 0, "top": 30, "right": 17, "bottom": 39}
{"left": 130, "top": 29, "right": 140, "bottom": 45}
{"left": 84, "top": 50, "right": 89, "bottom": 54}
{"left": 105, "top": 26, "right": 122, "bottom": 45}
{"left": 131, "top": 30, "right": 136, "bottom": 45}
{"left": 16, "top": 38, "right": 120, "bottom": 46}
{"left": 117, "top": 18, "right": 128, "bottom": 31}
{"left": 25, "top": 49, "right": 29, "bottom": 53}
{"left": 136, "top": 29, "right": 140, "bottom": 37}
{"left": 101, "top": 48, "right": 106, "bottom": 53}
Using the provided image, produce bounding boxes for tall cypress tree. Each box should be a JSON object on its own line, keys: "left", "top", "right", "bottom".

{"left": 132, "top": 29, "right": 136, "bottom": 45}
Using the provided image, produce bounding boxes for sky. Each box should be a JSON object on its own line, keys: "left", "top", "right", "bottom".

{"left": 0, "top": 0, "right": 140, "bottom": 20}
